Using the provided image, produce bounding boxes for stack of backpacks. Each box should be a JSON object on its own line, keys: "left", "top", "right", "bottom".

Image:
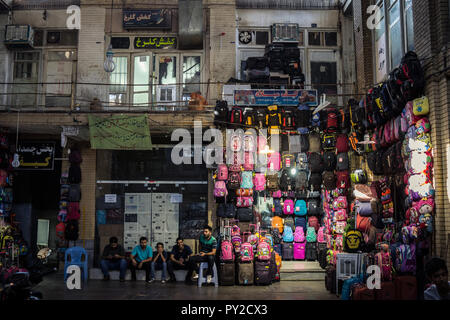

{"left": 218, "top": 223, "right": 282, "bottom": 286}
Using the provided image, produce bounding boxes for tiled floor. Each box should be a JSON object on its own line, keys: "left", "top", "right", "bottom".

{"left": 33, "top": 273, "right": 338, "bottom": 300}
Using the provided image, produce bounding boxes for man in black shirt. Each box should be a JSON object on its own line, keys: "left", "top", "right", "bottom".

{"left": 100, "top": 237, "right": 127, "bottom": 282}
{"left": 167, "top": 237, "right": 193, "bottom": 282}
{"left": 150, "top": 243, "right": 169, "bottom": 283}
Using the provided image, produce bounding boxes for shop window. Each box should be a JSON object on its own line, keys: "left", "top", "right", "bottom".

{"left": 389, "top": 0, "right": 402, "bottom": 68}
{"left": 111, "top": 37, "right": 130, "bottom": 50}
{"left": 133, "top": 55, "right": 151, "bottom": 106}
{"left": 404, "top": 0, "right": 414, "bottom": 51}
{"left": 311, "top": 61, "right": 337, "bottom": 96}
{"left": 298, "top": 30, "right": 304, "bottom": 46}
{"left": 375, "top": 1, "right": 387, "bottom": 82}
{"left": 182, "top": 56, "right": 201, "bottom": 101}
{"left": 45, "top": 50, "right": 77, "bottom": 107}
{"left": 308, "top": 31, "right": 322, "bottom": 46}
{"left": 325, "top": 32, "right": 337, "bottom": 46}
{"left": 109, "top": 56, "right": 128, "bottom": 106}
{"left": 13, "top": 52, "right": 40, "bottom": 107}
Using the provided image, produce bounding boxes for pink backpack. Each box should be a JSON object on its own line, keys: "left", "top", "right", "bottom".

{"left": 404, "top": 101, "right": 422, "bottom": 126}
{"left": 220, "top": 239, "right": 234, "bottom": 262}
{"left": 253, "top": 173, "right": 266, "bottom": 191}
{"left": 294, "top": 227, "right": 306, "bottom": 243}
{"left": 243, "top": 134, "right": 256, "bottom": 152}
{"left": 333, "top": 196, "right": 348, "bottom": 209}
{"left": 230, "top": 133, "right": 242, "bottom": 152}
{"left": 384, "top": 121, "right": 392, "bottom": 145}
{"left": 240, "top": 234, "right": 254, "bottom": 262}
{"left": 228, "top": 152, "right": 242, "bottom": 172}
{"left": 393, "top": 116, "right": 401, "bottom": 142}
{"left": 267, "top": 152, "right": 281, "bottom": 171}
{"left": 283, "top": 199, "right": 294, "bottom": 215}
{"left": 217, "top": 164, "right": 228, "bottom": 181}
{"left": 214, "top": 181, "right": 228, "bottom": 198}
{"left": 334, "top": 209, "right": 348, "bottom": 221}
{"left": 236, "top": 196, "right": 253, "bottom": 207}
{"left": 400, "top": 114, "right": 408, "bottom": 135}
{"left": 272, "top": 190, "right": 282, "bottom": 198}
{"left": 256, "top": 241, "right": 271, "bottom": 261}
{"left": 231, "top": 225, "right": 242, "bottom": 253}
{"left": 243, "top": 152, "right": 254, "bottom": 171}
{"left": 317, "top": 227, "right": 326, "bottom": 243}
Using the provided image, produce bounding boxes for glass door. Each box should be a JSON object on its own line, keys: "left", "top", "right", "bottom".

{"left": 132, "top": 54, "right": 153, "bottom": 108}
{"left": 154, "top": 54, "right": 178, "bottom": 111}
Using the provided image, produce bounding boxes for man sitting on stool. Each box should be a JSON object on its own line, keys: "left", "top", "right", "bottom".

{"left": 185, "top": 225, "right": 217, "bottom": 285}
{"left": 167, "top": 237, "right": 193, "bottom": 282}
{"left": 130, "top": 237, "right": 153, "bottom": 283}
{"left": 100, "top": 236, "right": 127, "bottom": 282}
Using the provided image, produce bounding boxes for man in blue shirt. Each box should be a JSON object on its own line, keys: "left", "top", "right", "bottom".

{"left": 130, "top": 237, "right": 153, "bottom": 283}
{"left": 167, "top": 237, "right": 193, "bottom": 282}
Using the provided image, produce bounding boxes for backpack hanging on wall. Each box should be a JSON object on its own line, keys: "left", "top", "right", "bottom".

{"left": 65, "top": 219, "right": 79, "bottom": 241}
{"left": 68, "top": 165, "right": 82, "bottom": 184}
{"left": 214, "top": 100, "right": 229, "bottom": 127}
{"left": 326, "top": 107, "right": 340, "bottom": 133}
{"left": 282, "top": 107, "right": 296, "bottom": 130}
{"left": 230, "top": 106, "right": 244, "bottom": 128}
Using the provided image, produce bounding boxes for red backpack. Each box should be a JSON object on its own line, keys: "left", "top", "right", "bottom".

{"left": 326, "top": 108, "right": 339, "bottom": 133}
{"left": 308, "top": 216, "right": 320, "bottom": 232}
{"left": 336, "top": 170, "right": 350, "bottom": 189}
{"left": 217, "top": 164, "right": 228, "bottom": 181}
{"left": 336, "top": 134, "right": 349, "bottom": 153}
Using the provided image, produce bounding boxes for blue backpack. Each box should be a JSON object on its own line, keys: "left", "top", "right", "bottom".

{"left": 240, "top": 171, "right": 254, "bottom": 189}
{"left": 273, "top": 198, "right": 283, "bottom": 216}
{"left": 282, "top": 226, "right": 294, "bottom": 242}
{"left": 294, "top": 200, "right": 307, "bottom": 216}
{"left": 294, "top": 217, "right": 307, "bottom": 233}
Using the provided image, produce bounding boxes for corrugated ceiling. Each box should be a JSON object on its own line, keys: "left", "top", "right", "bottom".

{"left": 236, "top": 0, "right": 340, "bottom": 10}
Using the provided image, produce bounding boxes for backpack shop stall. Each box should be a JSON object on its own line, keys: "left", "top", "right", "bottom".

{"left": 212, "top": 51, "right": 434, "bottom": 297}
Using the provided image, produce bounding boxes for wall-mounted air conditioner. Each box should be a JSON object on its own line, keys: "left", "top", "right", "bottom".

{"left": 4, "top": 25, "right": 34, "bottom": 49}
{"left": 271, "top": 23, "right": 299, "bottom": 43}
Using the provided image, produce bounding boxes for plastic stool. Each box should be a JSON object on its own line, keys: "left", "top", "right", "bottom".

{"left": 198, "top": 262, "right": 218, "bottom": 288}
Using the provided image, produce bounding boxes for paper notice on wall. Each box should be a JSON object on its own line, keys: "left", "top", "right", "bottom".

{"left": 170, "top": 194, "right": 182, "bottom": 203}
{"left": 105, "top": 194, "right": 117, "bottom": 203}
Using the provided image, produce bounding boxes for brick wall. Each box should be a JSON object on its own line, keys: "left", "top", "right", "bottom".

{"left": 412, "top": 0, "right": 450, "bottom": 261}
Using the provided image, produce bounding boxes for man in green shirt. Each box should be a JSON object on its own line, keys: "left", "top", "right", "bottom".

{"left": 130, "top": 237, "right": 153, "bottom": 283}
{"left": 185, "top": 225, "right": 217, "bottom": 285}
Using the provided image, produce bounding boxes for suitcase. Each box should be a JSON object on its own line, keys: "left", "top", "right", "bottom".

{"left": 318, "top": 247, "right": 328, "bottom": 269}
{"left": 219, "top": 262, "right": 235, "bottom": 286}
{"left": 376, "top": 281, "right": 396, "bottom": 300}
{"left": 306, "top": 242, "right": 318, "bottom": 261}
{"left": 352, "top": 284, "right": 376, "bottom": 300}
{"left": 255, "top": 260, "right": 272, "bottom": 285}
{"left": 282, "top": 243, "right": 294, "bottom": 260}
{"left": 273, "top": 244, "right": 282, "bottom": 256}
{"left": 270, "top": 251, "right": 277, "bottom": 282}
{"left": 237, "top": 262, "right": 254, "bottom": 285}
{"left": 394, "top": 275, "right": 417, "bottom": 300}
{"left": 325, "top": 265, "right": 336, "bottom": 293}
{"left": 293, "top": 242, "right": 306, "bottom": 260}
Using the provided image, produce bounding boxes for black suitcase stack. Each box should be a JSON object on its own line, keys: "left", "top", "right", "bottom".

{"left": 219, "top": 262, "right": 236, "bottom": 286}
{"left": 306, "top": 242, "right": 318, "bottom": 261}
{"left": 265, "top": 44, "right": 285, "bottom": 72}
{"left": 281, "top": 243, "right": 294, "bottom": 260}
{"left": 317, "top": 243, "right": 328, "bottom": 269}
{"left": 270, "top": 251, "right": 277, "bottom": 282}
{"left": 254, "top": 259, "right": 272, "bottom": 285}
{"left": 245, "top": 57, "right": 269, "bottom": 83}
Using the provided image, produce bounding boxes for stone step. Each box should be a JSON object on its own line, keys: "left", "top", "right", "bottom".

{"left": 280, "top": 261, "right": 325, "bottom": 281}
{"left": 89, "top": 268, "right": 188, "bottom": 281}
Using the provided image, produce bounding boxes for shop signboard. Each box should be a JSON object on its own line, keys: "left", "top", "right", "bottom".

{"left": 134, "top": 36, "right": 177, "bottom": 49}
{"left": 234, "top": 89, "right": 318, "bottom": 107}
{"left": 16, "top": 142, "right": 55, "bottom": 170}
{"left": 88, "top": 115, "right": 153, "bottom": 150}
{"left": 123, "top": 9, "right": 172, "bottom": 29}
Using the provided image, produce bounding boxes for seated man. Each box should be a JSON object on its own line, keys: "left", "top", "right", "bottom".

{"left": 185, "top": 225, "right": 217, "bottom": 285}
{"left": 167, "top": 237, "right": 192, "bottom": 282}
{"left": 424, "top": 257, "right": 449, "bottom": 300}
{"left": 129, "top": 237, "right": 153, "bottom": 283}
{"left": 150, "top": 242, "right": 168, "bottom": 284}
{"left": 100, "top": 236, "right": 127, "bottom": 282}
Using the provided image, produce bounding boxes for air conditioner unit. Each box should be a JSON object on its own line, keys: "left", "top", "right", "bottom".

{"left": 156, "top": 85, "right": 177, "bottom": 106}
{"left": 271, "top": 23, "right": 299, "bottom": 43}
{"left": 4, "top": 25, "right": 34, "bottom": 49}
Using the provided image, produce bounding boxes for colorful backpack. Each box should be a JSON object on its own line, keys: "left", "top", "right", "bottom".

{"left": 266, "top": 105, "right": 281, "bottom": 134}
{"left": 306, "top": 226, "right": 317, "bottom": 242}
{"left": 267, "top": 152, "right": 281, "bottom": 171}
{"left": 228, "top": 172, "right": 241, "bottom": 189}
{"left": 294, "top": 227, "right": 306, "bottom": 243}
{"left": 240, "top": 241, "right": 254, "bottom": 262}
{"left": 214, "top": 181, "right": 228, "bottom": 198}
{"left": 256, "top": 241, "right": 271, "bottom": 261}
{"left": 236, "top": 196, "right": 253, "bottom": 208}
{"left": 282, "top": 226, "right": 294, "bottom": 242}
{"left": 240, "top": 171, "right": 254, "bottom": 189}
{"left": 272, "top": 216, "right": 284, "bottom": 233}
{"left": 230, "top": 106, "right": 243, "bottom": 127}
{"left": 253, "top": 173, "right": 266, "bottom": 191}
{"left": 375, "top": 250, "right": 393, "bottom": 281}
{"left": 294, "top": 199, "right": 307, "bottom": 216}
{"left": 283, "top": 199, "right": 295, "bottom": 215}
{"left": 230, "top": 132, "right": 242, "bottom": 152}
{"left": 217, "top": 164, "right": 228, "bottom": 181}
{"left": 413, "top": 96, "right": 429, "bottom": 116}
{"left": 317, "top": 227, "right": 326, "bottom": 243}
{"left": 231, "top": 225, "right": 242, "bottom": 252}
{"left": 282, "top": 153, "right": 296, "bottom": 169}
{"left": 220, "top": 239, "right": 235, "bottom": 262}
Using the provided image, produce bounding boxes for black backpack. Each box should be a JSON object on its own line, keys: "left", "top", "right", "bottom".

{"left": 214, "top": 100, "right": 229, "bottom": 127}
{"left": 243, "top": 108, "right": 255, "bottom": 127}
{"left": 296, "top": 105, "right": 311, "bottom": 129}
{"left": 295, "top": 170, "right": 309, "bottom": 190}
{"left": 299, "top": 134, "right": 309, "bottom": 152}
{"left": 255, "top": 109, "right": 267, "bottom": 128}
{"left": 309, "top": 173, "right": 322, "bottom": 191}
{"left": 307, "top": 199, "right": 321, "bottom": 216}
{"left": 230, "top": 107, "right": 243, "bottom": 127}
{"left": 323, "top": 152, "right": 336, "bottom": 171}
{"left": 336, "top": 152, "right": 349, "bottom": 171}
{"left": 68, "top": 165, "right": 82, "bottom": 184}
{"left": 68, "top": 184, "right": 81, "bottom": 202}
{"left": 308, "top": 153, "right": 323, "bottom": 173}
{"left": 281, "top": 107, "right": 296, "bottom": 130}
{"left": 349, "top": 98, "right": 365, "bottom": 133}
{"left": 237, "top": 208, "right": 253, "bottom": 222}
{"left": 279, "top": 169, "right": 293, "bottom": 191}
{"left": 65, "top": 220, "right": 79, "bottom": 241}
{"left": 69, "top": 148, "right": 82, "bottom": 164}
{"left": 217, "top": 203, "right": 236, "bottom": 218}
{"left": 272, "top": 229, "right": 282, "bottom": 245}
{"left": 398, "top": 51, "right": 425, "bottom": 101}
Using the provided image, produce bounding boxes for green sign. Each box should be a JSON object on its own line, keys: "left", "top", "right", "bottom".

{"left": 88, "top": 115, "right": 152, "bottom": 150}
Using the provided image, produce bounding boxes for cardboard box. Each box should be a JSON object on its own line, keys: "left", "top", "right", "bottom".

{"left": 98, "top": 224, "right": 124, "bottom": 238}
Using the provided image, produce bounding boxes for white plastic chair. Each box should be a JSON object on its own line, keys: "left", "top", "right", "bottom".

{"left": 198, "top": 262, "right": 219, "bottom": 288}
